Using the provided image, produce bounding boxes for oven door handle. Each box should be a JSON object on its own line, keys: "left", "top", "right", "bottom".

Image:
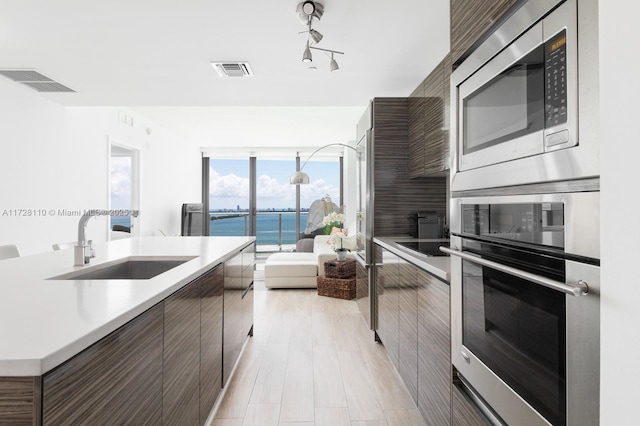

{"left": 439, "top": 246, "right": 589, "bottom": 297}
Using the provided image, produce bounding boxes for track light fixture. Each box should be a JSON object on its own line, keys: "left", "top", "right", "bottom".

{"left": 296, "top": 1, "right": 344, "bottom": 71}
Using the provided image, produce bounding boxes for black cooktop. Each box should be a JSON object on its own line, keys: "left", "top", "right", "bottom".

{"left": 396, "top": 241, "right": 449, "bottom": 257}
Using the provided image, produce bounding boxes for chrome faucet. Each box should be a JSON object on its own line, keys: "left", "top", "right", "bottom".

{"left": 74, "top": 209, "right": 140, "bottom": 266}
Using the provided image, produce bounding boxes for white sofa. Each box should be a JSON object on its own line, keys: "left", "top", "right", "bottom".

{"left": 264, "top": 234, "right": 355, "bottom": 289}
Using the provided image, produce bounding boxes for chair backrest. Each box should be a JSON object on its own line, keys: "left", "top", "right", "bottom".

{"left": 0, "top": 244, "right": 21, "bottom": 260}
{"left": 52, "top": 242, "right": 76, "bottom": 251}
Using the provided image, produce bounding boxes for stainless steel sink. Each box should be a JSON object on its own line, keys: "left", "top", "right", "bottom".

{"left": 49, "top": 256, "right": 197, "bottom": 280}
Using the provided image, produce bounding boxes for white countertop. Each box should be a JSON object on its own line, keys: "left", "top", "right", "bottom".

{"left": 374, "top": 237, "right": 451, "bottom": 282}
{"left": 0, "top": 236, "right": 254, "bottom": 377}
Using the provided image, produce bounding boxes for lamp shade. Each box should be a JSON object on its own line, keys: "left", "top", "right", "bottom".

{"left": 290, "top": 170, "right": 310, "bottom": 185}
{"left": 302, "top": 42, "right": 312, "bottom": 63}
{"left": 330, "top": 57, "right": 339, "bottom": 72}
{"left": 309, "top": 29, "right": 323, "bottom": 44}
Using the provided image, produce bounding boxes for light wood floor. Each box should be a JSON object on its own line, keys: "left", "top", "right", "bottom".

{"left": 211, "top": 268, "right": 427, "bottom": 426}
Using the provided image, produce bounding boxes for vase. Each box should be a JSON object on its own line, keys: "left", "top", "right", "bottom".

{"left": 336, "top": 250, "right": 348, "bottom": 261}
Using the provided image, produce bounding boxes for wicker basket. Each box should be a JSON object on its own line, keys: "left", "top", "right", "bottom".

{"left": 324, "top": 258, "right": 356, "bottom": 278}
{"left": 317, "top": 275, "right": 356, "bottom": 300}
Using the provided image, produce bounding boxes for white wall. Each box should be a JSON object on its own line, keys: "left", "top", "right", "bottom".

{"left": 0, "top": 79, "right": 200, "bottom": 255}
{"left": 599, "top": 1, "right": 640, "bottom": 424}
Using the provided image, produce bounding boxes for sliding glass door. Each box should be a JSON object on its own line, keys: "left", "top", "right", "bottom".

{"left": 204, "top": 154, "right": 341, "bottom": 252}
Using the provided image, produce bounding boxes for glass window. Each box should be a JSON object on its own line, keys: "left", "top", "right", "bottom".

{"left": 204, "top": 155, "right": 341, "bottom": 252}
{"left": 208, "top": 158, "right": 250, "bottom": 237}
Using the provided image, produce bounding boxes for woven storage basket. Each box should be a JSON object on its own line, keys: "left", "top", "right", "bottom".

{"left": 317, "top": 275, "right": 356, "bottom": 300}
{"left": 324, "top": 258, "right": 356, "bottom": 278}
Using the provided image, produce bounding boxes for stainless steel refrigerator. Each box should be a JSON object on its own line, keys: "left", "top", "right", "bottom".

{"left": 355, "top": 102, "right": 374, "bottom": 329}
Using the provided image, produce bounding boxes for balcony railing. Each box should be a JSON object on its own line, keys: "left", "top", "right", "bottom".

{"left": 209, "top": 211, "right": 309, "bottom": 252}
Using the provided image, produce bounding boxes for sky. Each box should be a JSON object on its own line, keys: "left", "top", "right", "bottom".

{"left": 110, "top": 156, "right": 132, "bottom": 209}
{"left": 209, "top": 159, "right": 341, "bottom": 210}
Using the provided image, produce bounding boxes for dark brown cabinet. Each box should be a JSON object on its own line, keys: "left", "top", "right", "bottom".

{"left": 223, "top": 244, "right": 255, "bottom": 386}
{"left": 398, "top": 258, "right": 418, "bottom": 403}
{"left": 355, "top": 259, "right": 370, "bottom": 327}
{"left": 163, "top": 263, "right": 226, "bottom": 425}
{"left": 375, "top": 245, "right": 399, "bottom": 368}
{"left": 450, "top": 0, "right": 517, "bottom": 65}
{"left": 408, "top": 54, "right": 451, "bottom": 178}
{"left": 38, "top": 260, "right": 233, "bottom": 426}
{"left": 375, "top": 244, "right": 451, "bottom": 425}
{"left": 198, "top": 265, "right": 224, "bottom": 424}
{"left": 163, "top": 277, "right": 201, "bottom": 425}
{"left": 417, "top": 268, "right": 451, "bottom": 425}
{"left": 42, "top": 304, "right": 164, "bottom": 425}
{"left": 367, "top": 98, "right": 447, "bottom": 239}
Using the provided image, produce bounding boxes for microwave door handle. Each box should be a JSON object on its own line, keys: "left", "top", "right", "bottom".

{"left": 440, "top": 246, "right": 589, "bottom": 297}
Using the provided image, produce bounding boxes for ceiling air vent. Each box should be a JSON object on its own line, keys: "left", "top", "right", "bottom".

{"left": 210, "top": 62, "right": 254, "bottom": 77}
{"left": 0, "top": 69, "right": 75, "bottom": 92}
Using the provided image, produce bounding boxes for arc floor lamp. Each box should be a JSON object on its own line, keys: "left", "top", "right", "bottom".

{"left": 290, "top": 143, "right": 357, "bottom": 185}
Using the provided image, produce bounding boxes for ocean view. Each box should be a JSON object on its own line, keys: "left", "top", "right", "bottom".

{"left": 210, "top": 212, "right": 309, "bottom": 245}
{"left": 111, "top": 216, "right": 131, "bottom": 228}
{"left": 112, "top": 212, "right": 310, "bottom": 245}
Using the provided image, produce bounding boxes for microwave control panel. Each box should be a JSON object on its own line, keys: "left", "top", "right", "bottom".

{"left": 545, "top": 30, "right": 567, "bottom": 127}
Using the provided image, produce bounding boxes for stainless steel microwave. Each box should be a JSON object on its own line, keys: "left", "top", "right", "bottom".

{"left": 450, "top": 0, "right": 599, "bottom": 191}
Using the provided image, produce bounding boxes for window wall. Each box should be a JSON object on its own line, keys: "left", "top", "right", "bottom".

{"left": 204, "top": 154, "right": 341, "bottom": 252}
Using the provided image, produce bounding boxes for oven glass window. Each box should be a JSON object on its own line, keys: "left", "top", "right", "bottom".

{"left": 462, "top": 244, "right": 566, "bottom": 425}
{"left": 463, "top": 45, "right": 545, "bottom": 154}
{"left": 462, "top": 203, "right": 564, "bottom": 249}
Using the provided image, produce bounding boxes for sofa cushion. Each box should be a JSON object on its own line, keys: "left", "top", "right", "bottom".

{"left": 264, "top": 252, "right": 318, "bottom": 277}
{"left": 296, "top": 238, "right": 314, "bottom": 253}
{"left": 313, "top": 235, "right": 334, "bottom": 254}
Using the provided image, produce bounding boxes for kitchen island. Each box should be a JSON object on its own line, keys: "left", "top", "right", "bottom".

{"left": 0, "top": 236, "right": 255, "bottom": 425}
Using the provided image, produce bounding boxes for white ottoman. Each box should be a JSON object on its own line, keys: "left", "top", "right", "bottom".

{"left": 264, "top": 252, "right": 319, "bottom": 288}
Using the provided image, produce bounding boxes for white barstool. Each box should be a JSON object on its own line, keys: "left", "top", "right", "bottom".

{"left": 52, "top": 242, "right": 76, "bottom": 251}
{"left": 0, "top": 244, "right": 21, "bottom": 260}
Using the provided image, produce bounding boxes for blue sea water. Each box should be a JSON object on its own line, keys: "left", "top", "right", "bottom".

{"left": 111, "top": 216, "right": 131, "bottom": 228}
{"left": 209, "top": 212, "right": 308, "bottom": 245}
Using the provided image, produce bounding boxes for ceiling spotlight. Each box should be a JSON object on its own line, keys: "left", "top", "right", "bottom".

{"left": 309, "top": 46, "right": 343, "bottom": 71}
{"left": 296, "top": 1, "right": 324, "bottom": 24}
{"left": 330, "top": 53, "right": 339, "bottom": 72}
{"left": 302, "top": 40, "right": 312, "bottom": 63}
{"left": 302, "top": 1, "right": 315, "bottom": 14}
{"left": 309, "top": 28, "right": 323, "bottom": 44}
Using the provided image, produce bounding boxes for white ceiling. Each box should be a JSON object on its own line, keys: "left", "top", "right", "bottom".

{"left": 0, "top": 0, "right": 450, "bottom": 148}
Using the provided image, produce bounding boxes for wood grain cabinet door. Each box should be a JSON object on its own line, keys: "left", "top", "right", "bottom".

{"left": 199, "top": 264, "right": 224, "bottom": 424}
{"left": 375, "top": 245, "right": 399, "bottom": 368}
{"left": 417, "top": 269, "right": 451, "bottom": 425}
{"left": 223, "top": 251, "right": 244, "bottom": 386}
{"left": 408, "top": 83, "right": 426, "bottom": 178}
{"left": 408, "top": 55, "right": 450, "bottom": 178}
{"left": 0, "top": 376, "right": 41, "bottom": 425}
{"left": 398, "top": 259, "right": 418, "bottom": 403}
{"left": 163, "top": 280, "right": 201, "bottom": 425}
{"left": 450, "top": 0, "right": 517, "bottom": 64}
{"left": 42, "top": 304, "right": 164, "bottom": 425}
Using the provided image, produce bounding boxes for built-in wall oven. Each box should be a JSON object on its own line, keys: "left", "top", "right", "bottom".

{"left": 442, "top": 190, "right": 599, "bottom": 426}
{"left": 450, "top": 0, "right": 599, "bottom": 192}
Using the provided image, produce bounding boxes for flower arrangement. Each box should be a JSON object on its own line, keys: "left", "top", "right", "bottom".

{"left": 329, "top": 232, "right": 350, "bottom": 251}
{"left": 322, "top": 211, "right": 345, "bottom": 235}
{"left": 329, "top": 232, "right": 351, "bottom": 260}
